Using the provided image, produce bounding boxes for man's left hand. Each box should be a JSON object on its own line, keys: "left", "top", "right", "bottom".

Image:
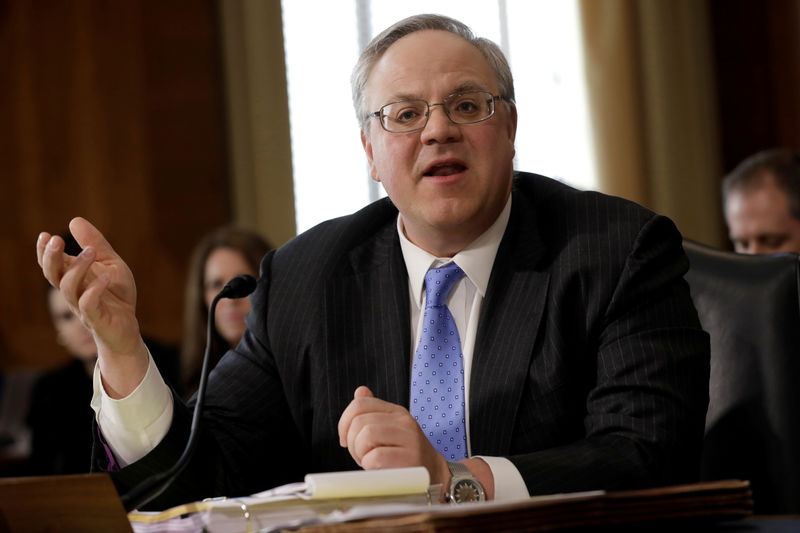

{"left": 337, "top": 386, "right": 450, "bottom": 486}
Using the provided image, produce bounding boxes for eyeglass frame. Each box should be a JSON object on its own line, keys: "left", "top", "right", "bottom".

{"left": 368, "top": 90, "right": 505, "bottom": 133}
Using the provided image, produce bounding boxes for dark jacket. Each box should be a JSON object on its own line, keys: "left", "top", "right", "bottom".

{"left": 101, "top": 172, "right": 710, "bottom": 510}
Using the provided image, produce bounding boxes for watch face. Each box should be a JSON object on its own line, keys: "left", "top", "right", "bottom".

{"left": 453, "top": 479, "right": 483, "bottom": 502}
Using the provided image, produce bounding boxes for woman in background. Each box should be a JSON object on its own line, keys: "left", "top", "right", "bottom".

{"left": 26, "top": 284, "right": 98, "bottom": 475}
{"left": 181, "top": 227, "right": 272, "bottom": 397}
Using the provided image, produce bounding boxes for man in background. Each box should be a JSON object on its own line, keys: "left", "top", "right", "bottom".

{"left": 722, "top": 148, "right": 800, "bottom": 254}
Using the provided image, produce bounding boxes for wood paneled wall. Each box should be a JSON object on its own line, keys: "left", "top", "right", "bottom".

{"left": 710, "top": 0, "right": 800, "bottom": 172}
{"left": 0, "top": 1, "right": 230, "bottom": 370}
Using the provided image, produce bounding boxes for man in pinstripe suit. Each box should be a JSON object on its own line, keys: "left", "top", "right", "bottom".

{"left": 37, "top": 14, "right": 710, "bottom": 509}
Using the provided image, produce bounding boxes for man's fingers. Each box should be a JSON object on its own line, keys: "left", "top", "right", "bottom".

{"left": 351, "top": 418, "right": 412, "bottom": 464}
{"left": 41, "top": 234, "right": 68, "bottom": 288}
{"left": 360, "top": 445, "right": 414, "bottom": 471}
{"left": 59, "top": 246, "right": 97, "bottom": 308}
{"left": 69, "top": 217, "right": 119, "bottom": 261}
{"left": 338, "top": 392, "right": 398, "bottom": 447}
{"left": 78, "top": 273, "right": 111, "bottom": 324}
{"left": 36, "top": 232, "right": 52, "bottom": 268}
{"left": 337, "top": 392, "right": 445, "bottom": 482}
{"left": 346, "top": 413, "right": 411, "bottom": 465}
{"left": 354, "top": 385, "right": 374, "bottom": 399}
{"left": 346, "top": 412, "right": 388, "bottom": 458}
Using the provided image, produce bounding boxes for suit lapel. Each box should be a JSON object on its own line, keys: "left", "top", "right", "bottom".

{"left": 470, "top": 187, "right": 550, "bottom": 455}
{"left": 324, "top": 220, "right": 411, "bottom": 410}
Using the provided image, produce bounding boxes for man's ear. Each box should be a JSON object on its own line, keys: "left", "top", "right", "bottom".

{"left": 507, "top": 103, "right": 518, "bottom": 140}
{"left": 361, "top": 129, "right": 380, "bottom": 182}
{"left": 506, "top": 102, "right": 518, "bottom": 160}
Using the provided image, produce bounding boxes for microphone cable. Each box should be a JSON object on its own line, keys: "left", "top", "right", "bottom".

{"left": 121, "top": 274, "right": 257, "bottom": 512}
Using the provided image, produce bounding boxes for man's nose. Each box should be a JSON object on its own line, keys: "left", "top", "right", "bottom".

{"left": 420, "top": 105, "right": 460, "bottom": 143}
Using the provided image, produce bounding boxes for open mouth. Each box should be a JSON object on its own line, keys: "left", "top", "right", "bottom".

{"left": 424, "top": 162, "right": 467, "bottom": 177}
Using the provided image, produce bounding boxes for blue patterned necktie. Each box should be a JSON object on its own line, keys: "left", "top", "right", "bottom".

{"left": 410, "top": 262, "right": 467, "bottom": 460}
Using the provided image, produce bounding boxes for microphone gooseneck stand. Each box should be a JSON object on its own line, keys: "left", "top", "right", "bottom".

{"left": 120, "top": 274, "right": 257, "bottom": 512}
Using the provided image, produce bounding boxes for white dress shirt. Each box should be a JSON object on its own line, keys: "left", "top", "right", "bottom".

{"left": 92, "top": 195, "right": 529, "bottom": 501}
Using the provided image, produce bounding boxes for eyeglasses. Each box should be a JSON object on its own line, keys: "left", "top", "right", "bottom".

{"left": 369, "top": 90, "right": 504, "bottom": 133}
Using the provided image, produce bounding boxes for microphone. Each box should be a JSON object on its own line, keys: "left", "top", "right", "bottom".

{"left": 218, "top": 273, "right": 258, "bottom": 299}
{"left": 120, "top": 274, "right": 257, "bottom": 512}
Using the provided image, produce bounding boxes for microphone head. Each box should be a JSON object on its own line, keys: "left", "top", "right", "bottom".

{"left": 221, "top": 274, "right": 257, "bottom": 299}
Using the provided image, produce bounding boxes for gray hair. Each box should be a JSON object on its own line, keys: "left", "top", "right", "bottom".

{"left": 351, "top": 14, "right": 515, "bottom": 133}
{"left": 722, "top": 148, "right": 800, "bottom": 220}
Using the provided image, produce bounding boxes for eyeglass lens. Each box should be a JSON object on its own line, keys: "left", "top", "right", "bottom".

{"left": 380, "top": 91, "right": 495, "bottom": 132}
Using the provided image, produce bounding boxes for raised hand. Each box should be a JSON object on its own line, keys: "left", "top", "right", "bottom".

{"left": 36, "top": 217, "right": 149, "bottom": 397}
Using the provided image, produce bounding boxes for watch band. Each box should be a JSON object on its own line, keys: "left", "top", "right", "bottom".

{"left": 447, "top": 461, "right": 473, "bottom": 478}
{"left": 445, "top": 461, "right": 486, "bottom": 503}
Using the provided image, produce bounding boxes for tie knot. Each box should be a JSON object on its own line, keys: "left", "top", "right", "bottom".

{"left": 424, "top": 263, "right": 464, "bottom": 308}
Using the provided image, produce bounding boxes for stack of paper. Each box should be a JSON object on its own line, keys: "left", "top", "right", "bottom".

{"left": 129, "top": 472, "right": 753, "bottom": 533}
{"left": 128, "top": 466, "right": 434, "bottom": 533}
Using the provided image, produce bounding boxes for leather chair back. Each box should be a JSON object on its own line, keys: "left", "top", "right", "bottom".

{"left": 683, "top": 240, "right": 800, "bottom": 513}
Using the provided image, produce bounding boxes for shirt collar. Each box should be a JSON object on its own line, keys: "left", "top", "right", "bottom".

{"left": 398, "top": 196, "right": 512, "bottom": 308}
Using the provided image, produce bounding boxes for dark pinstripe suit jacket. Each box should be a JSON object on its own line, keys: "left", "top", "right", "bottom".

{"left": 105, "top": 172, "right": 710, "bottom": 509}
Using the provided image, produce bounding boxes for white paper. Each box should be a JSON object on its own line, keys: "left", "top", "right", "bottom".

{"left": 129, "top": 467, "right": 434, "bottom": 533}
{"left": 306, "top": 467, "right": 430, "bottom": 499}
{"left": 248, "top": 466, "right": 430, "bottom": 501}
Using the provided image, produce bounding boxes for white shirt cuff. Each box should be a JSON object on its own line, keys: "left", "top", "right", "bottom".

{"left": 475, "top": 455, "right": 530, "bottom": 501}
{"left": 90, "top": 352, "right": 174, "bottom": 467}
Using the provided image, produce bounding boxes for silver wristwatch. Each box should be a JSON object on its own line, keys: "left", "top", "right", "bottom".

{"left": 445, "top": 461, "right": 485, "bottom": 504}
